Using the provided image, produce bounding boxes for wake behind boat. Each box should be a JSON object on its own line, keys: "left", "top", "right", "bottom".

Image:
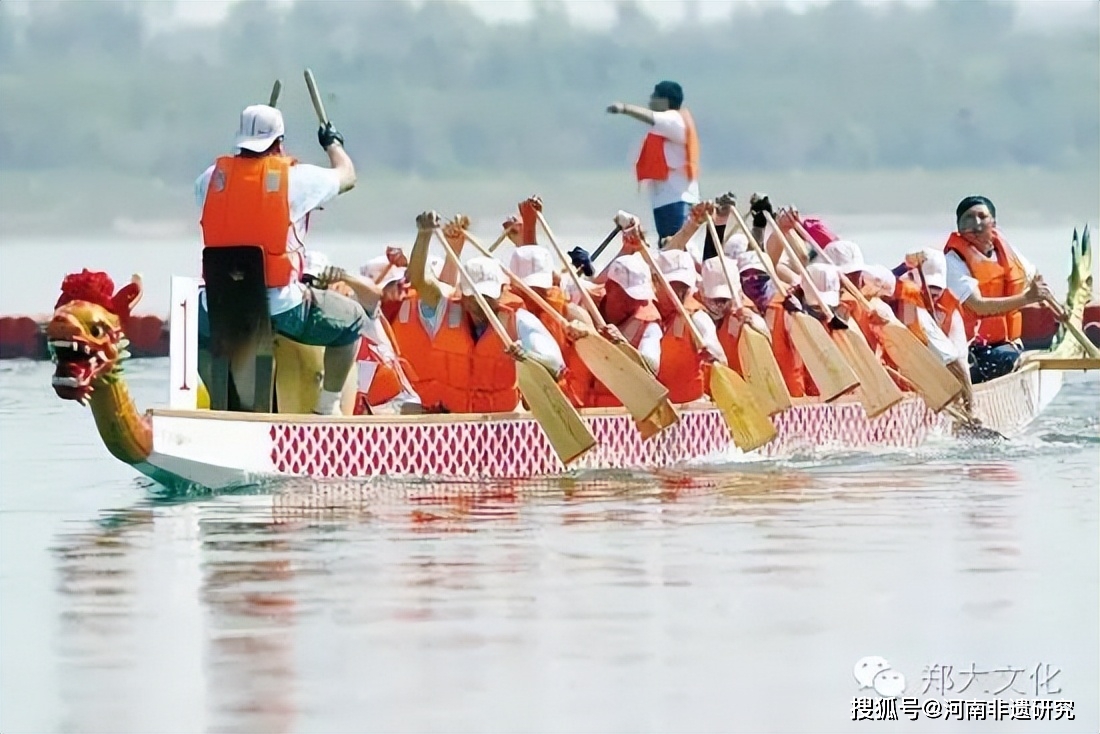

{"left": 47, "top": 227, "right": 1096, "bottom": 493}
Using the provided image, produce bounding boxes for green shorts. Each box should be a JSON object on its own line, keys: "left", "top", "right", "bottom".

{"left": 198, "top": 286, "right": 364, "bottom": 348}
{"left": 272, "top": 287, "right": 365, "bottom": 347}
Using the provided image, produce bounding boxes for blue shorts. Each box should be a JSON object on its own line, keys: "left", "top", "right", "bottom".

{"left": 652, "top": 201, "right": 692, "bottom": 240}
{"left": 969, "top": 342, "right": 1021, "bottom": 384}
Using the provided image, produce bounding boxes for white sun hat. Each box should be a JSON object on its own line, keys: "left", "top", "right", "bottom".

{"left": 860, "top": 265, "right": 897, "bottom": 299}
{"left": 360, "top": 255, "right": 406, "bottom": 288}
{"left": 723, "top": 232, "right": 749, "bottom": 259}
{"left": 509, "top": 245, "right": 554, "bottom": 289}
{"left": 459, "top": 256, "right": 506, "bottom": 299}
{"left": 919, "top": 248, "right": 948, "bottom": 290}
{"left": 607, "top": 253, "right": 655, "bottom": 301}
{"left": 822, "top": 239, "right": 865, "bottom": 275}
{"left": 656, "top": 249, "right": 698, "bottom": 287}
{"left": 700, "top": 257, "right": 740, "bottom": 300}
{"left": 804, "top": 262, "right": 841, "bottom": 308}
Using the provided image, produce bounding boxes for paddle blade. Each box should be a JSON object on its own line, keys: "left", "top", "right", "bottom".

{"left": 708, "top": 363, "right": 777, "bottom": 452}
{"left": 574, "top": 335, "right": 669, "bottom": 422}
{"left": 831, "top": 327, "right": 904, "bottom": 419}
{"left": 635, "top": 399, "right": 680, "bottom": 440}
{"left": 737, "top": 326, "right": 792, "bottom": 416}
{"left": 516, "top": 359, "right": 596, "bottom": 465}
{"left": 877, "top": 320, "right": 962, "bottom": 412}
{"left": 787, "top": 312, "right": 860, "bottom": 402}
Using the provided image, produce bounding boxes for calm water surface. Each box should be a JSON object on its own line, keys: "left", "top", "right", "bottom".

{"left": 0, "top": 357, "right": 1097, "bottom": 733}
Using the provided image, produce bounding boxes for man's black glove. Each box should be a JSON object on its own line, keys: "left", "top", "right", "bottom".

{"left": 750, "top": 194, "right": 773, "bottom": 229}
{"left": 568, "top": 247, "right": 594, "bottom": 277}
{"left": 318, "top": 122, "right": 344, "bottom": 150}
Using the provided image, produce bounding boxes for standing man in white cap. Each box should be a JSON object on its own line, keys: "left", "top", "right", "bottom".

{"left": 607, "top": 80, "right": 701, "bottom": 240}
{"left": 394, "top": 211, "right": 564, "bottom": 414}
{"left": 197, "top": 103, "right": 362, "bottom": 415}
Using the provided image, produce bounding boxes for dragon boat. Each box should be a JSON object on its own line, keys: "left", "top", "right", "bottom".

{"left": 48, "top": 229, "right": 1096, "bottom": 493}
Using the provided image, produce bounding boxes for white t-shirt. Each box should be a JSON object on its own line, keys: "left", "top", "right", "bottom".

{"left": 416, "top": 300, "right": 565, "bottom": 376}
{"left": 643, "top": 110, "right": 701, "bottom": 209}
{"left": 636, "top": 321, "right": 663, "bottom": 374}
{"left": 195, "top": 162, "right": 342, "bottom": 316}
{"left": 690, "top": 310, "right": 726, "bottom": 365}
{"left": 945, "top": 245, "right": 1036, "bottom": 304}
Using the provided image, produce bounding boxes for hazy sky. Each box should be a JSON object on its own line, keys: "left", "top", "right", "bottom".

{"left": 161, "top": 0, "right": 1095, "bottom": 31}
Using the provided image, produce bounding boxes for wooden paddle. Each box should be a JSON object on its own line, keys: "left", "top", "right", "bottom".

{"left": 269, "top": 79, "right": 282, "bottom": 107}
{"left": 303, "top": 68, "right": 328, "bottom": 125}
{"left": 728, "top": 207, "right": 859, "bottom": 402}
{"left": 462, "top": 230, "right": 671, "bottom": 427}
{"left": 703, "top": 214, "right": 792, "bottom": 416}
{"left": 764, "top": 212, "right": 903, "bottom": 419}
{"left": 634, "top": 242, "right": 777, "bottom": 451}
{"left": 535, "top": 210, "right": 679, "bottom": 437}
{"left": 432, "top": 229, "right": 596, "bottom": 465}
{"left": 786, "top": 216, "right": 963, "bottom": 413}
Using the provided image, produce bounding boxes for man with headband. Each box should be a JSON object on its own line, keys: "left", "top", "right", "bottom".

{"left": 942, "top": 195, "right": 1052, "bottom": 383}
{"left": 607, "top": 80, "right": 701, "bottom": 240}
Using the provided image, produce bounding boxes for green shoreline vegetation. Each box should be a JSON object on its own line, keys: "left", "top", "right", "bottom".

{"left": 0, "top": 0, "right": 1096, "bottom": 237}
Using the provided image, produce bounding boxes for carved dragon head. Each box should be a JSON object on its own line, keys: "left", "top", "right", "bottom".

{"left": 48, "top": 270, "right": 142, "bottom": 404}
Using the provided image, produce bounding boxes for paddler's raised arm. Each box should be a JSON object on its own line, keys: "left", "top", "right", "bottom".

{"left": 319, "top": 123, "right": 357, "bottom": 194}
{"left": 409, "top": 211, "right": 446, "bottom": 310}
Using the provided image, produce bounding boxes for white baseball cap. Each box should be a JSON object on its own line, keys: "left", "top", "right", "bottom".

{"left": 562, "top": 277, "right": 601, "bottom": 305}
{"left": 360, "top": 255, "right": 405, "bottom": 288}
{"left": 822, "top": 240, "right": 865, "bottom": 275}
{"left": 700, "top": 257, "right": 740, "bottom": 300}
{"left": 860, "top": 265, "right": 897, "bottom": 299}
{"left": 303, "top": 250, "right": 330, "bottom": 278}
{"left": 509, "top": 245, "right": 554, "bottom": 289}
{"left": 607, "top": 253, "right": 655, "bottom": 301}
{"left": 736, "top": 250, "right": 767, "bottom": 274}
{"left": 805, "top": 262, "right": 841, "bottom": 308}
{"left": 657, "top": 249, "right": 698, "bottom": 287}
{"left": 919, "top": 248, "right": 948, "bottom": 290}
{"left": 459, "top": 256, "right": 506, "bottom": 299}
{"left": 235, "top": 105, "right": 285, "bottom": 153}
{"left": 723, "top": 232, "right": 749, "bottom": 259}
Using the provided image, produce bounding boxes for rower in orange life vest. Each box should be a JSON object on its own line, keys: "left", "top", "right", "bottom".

{"left": 503, "top": 196, "right": 603, "bottom": 406}
{"left": 318, "top": 248, "right": 423, "bottom": 415}
{"left": 573, "top": 218, "right": 664, "bottom": 407}
{"left": 391, "top": 211, "right": 566, "bottom": 414}
{"left": 196, "top": 104, "right": 365, "bottom": 415}
{"left": 940, "top": 195, "right": 1052, "bottom": 383}
{"left": 698, "top": 255, "right": 770, "bottom": 376}
{"left": 651, "top": 248, "right": 726, "bottom": 403}
{"left": 889, "top": 248, "right": 976, "bottom": 414}
{"left": 606, "top": 80, "right": 701, "bottom": 240}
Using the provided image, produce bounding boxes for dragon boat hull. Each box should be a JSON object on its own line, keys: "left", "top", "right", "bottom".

{"left": 51, "top": 228, "right": 1095, "bottom": 493}
{"left": 137, "top": 360, "right": 1066, "bottom": 491}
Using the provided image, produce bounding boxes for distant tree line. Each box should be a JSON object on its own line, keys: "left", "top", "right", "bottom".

{"left": 0, "top": 0, "right": 1096, "bottom": 183}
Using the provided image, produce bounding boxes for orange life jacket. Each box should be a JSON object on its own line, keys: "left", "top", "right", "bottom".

{"left": 353, "top": 316, "right": 419, "bottom": 414}
{"left": 764, "top": 298, "right": 806, "bottom": 398}
{"left": 200, "top": 154, "right": 299, "bottom": 287}
{"left": 394, "top": 293, "right": 525, "bottom": 414}
{"left": 894, "top": 279, "right": 962, "bottom": 348}
{"left": 657, "top": 297, "right": 707, "bottom": 403}
{"left": 391, "top": 294, "right": 446, "bottom": 410}
{"left": 715, "top": 312, "right": 743, "bottom": 376}
{"left": 517, "top": 286, "right": 590, "bottom": 408}
{"left": 944, "top": 231, "right": 1027, "bottom": 343}
{"left": 635, "top": 108, "right": 699, "bottom": 183}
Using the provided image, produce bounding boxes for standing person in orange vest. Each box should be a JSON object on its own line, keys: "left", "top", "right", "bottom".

{"left": 942, "top": 195, "right": 1052, "bottom": 383}
{"left": 606, "top": 81, "right": 701, "bottom": 240}
{"left": 196, "top": 104, "right": 364, "bottom": 415}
